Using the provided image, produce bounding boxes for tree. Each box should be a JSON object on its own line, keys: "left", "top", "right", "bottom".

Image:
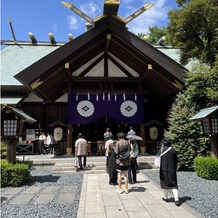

{"left": 165, "top": 59, "right": 218, "bottom": 170}
{"left": 165, "top": 91, "right": 209, "bottom": 171}
{"left": 167, "top": 0, "right": 218, "bottom": 66}
{"left": 138, "top": 26, "right": 171, "bottom": 45}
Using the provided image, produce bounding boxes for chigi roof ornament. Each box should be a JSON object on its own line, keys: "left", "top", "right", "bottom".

{"left": 61, "top": 0, "right": 154, "bottom": 29}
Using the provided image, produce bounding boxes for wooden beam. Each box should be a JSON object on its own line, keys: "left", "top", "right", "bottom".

{"left": 103, "top": 0, "right": 120, "bottom": 15}
{"left": 125, "top": 4, "right": 154, "bottom": 24}
{"left": 108, "top": 55, "right": 134, "bottom": 77}
{"left": 139, "top": 70, "right": 150, "bottom": 80}
{"left": 78, "top": 54, "right": 104, "bottom": 77}
{"left": 63, "top": 88, "right": 149, "bottom": 94}
{"left": 71, "top": 77, "right": 139, "bottom": 82}
{"left": 104, "top": 34, "right": 111, "bottom": 54}
{"left": 65, "top": 63, "right": 72, "bottom": 93}
{"left": 104, "top": 55, "right": 108, "bottom": 77}
{"left": 61, "top": 2, "right": 95, "bottom": 26}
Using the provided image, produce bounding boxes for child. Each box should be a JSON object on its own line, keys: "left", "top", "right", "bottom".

{"left": 108, "top": 143, "right": 117, "bottom": 185}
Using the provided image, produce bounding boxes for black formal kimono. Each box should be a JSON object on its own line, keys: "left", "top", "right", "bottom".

{"left": 108, "top": 151, "right": 118, "bottom": 185}
{"left": 158, "top": 146, "right": 178, "bottom": 189}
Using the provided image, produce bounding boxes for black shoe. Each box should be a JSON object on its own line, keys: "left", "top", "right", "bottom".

{"left": 162, "top": 198, "right": 169, "bottom": 202}
{"left": 175, "top": 201, "right": 180, "bottom": 206}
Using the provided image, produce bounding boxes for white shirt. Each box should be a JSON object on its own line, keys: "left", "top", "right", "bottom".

{"left": 75, "top": 138, "right": 87, "bottom": 155}
{"left": 47, "top": 135, "right": 51, "bottom": 145}
{"left": 127, "top": 130, "right": 136, "bottom": 136}
{"left": 105, "top": 139, "right": 113, "bottom": 157}
{"left": 39, "top": 134, "right": 47, "bottom": 144}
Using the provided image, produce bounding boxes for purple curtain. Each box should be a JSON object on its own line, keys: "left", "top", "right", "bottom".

{"left": 68, "top": 93, "right": 144, "bottom": 124}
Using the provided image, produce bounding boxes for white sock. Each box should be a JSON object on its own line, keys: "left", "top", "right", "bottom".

{"left": 172, "top": 189, "right": 179, "bottom": 201}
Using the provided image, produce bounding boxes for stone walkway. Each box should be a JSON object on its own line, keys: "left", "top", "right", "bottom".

{"left": 77, "top": 173, "right": 203, "bottom": 218}
{"left": 1, "top": 154, "right": 204, "bottom": 217}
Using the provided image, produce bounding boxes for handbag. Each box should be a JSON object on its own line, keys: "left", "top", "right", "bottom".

{"left": 74, "top": 157, "right": 78, "bottom": 168}
{"left": 154, "top": 147, "right": 172, "bottom": 168}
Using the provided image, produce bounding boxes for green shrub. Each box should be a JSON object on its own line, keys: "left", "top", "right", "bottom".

{"left": 0, "top": 141, "right": 7, "bottom": 159}
{"left": 16, "top": 160, "right": 33, "bottom": 169}
{"left": 0, "top": 160, "right": 31, "bottom": 187}
{"left": 194, "top": 156, "right": 218, "bottom": 180}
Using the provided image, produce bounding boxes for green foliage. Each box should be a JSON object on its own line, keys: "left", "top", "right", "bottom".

{"left": 194, "top": 156, "right": 218, "bottom": 180}
{"left": 165, "top": 92, "right": 209, "bottom": 171}
{"left": 185, "top": 60, "right": 218, "bottom": 107}
{"left": 0, "top": 141, "right": 7, "bottom": 159}
{"left": 165, "top": 59, "right": 217, "bottom": 171}
{"left": 16, "top": 159, "right": 33, "bottom": 169}
{"left": 0, "top": 160, "right": 31, "bottom": 187}
{"left": 168, "top": 0, "right": 218, "bottom": 65}
{"left": 138, "top": 26, "right": 171, "bottom": 45}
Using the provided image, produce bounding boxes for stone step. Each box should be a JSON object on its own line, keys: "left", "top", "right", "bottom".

{"left": 52, "top": 158, "right": 155, "bottom": 174}
{"left": 25, "top": 154, "right": 156, "bottom": 174}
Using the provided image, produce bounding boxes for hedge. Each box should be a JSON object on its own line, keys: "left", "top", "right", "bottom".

{"left": 1, "top": 160, "right": 32, "bottom": 187}
{"left": 194, "top": 156, "right": 218, "bottom": 180}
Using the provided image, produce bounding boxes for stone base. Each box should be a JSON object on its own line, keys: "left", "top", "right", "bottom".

{"left": 66, "top": 147, "right": 72, "bottom": 155}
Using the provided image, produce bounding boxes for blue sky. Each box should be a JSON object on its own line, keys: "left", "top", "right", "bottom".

{"left": 1, "top": 0, "right": 177, "bottom": 43}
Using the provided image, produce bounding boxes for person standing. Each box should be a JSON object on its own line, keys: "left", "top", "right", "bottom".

{"left": 105, "top": 133, "right": 114, "bottom": 172}
{"left": 158, "top": 137, "right": 180, "bottom": 206}
{"left": 103, "top": 127, "right": 112, "bottom": 141}
{"left": 75, "top": 133, "right": 87, "bottom": 171}
{"left": 127, "top": 126, "right": 136, "bottom": 136}
{"left": 115, "top": 132, "right": 131, "bottom": 194}
{"left": 128, "top": 139, "right": 139, "bottom": 184}
{"left": 108, "top": 143, "right": 118, "bottom": 185}
{"left": 47, "top": 133, "right": 56, "bottom": 154}
{"left": 38, "top": 132, "right": 47, "bottom": 154}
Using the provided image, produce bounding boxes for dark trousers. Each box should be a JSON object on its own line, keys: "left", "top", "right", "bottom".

{"left": 38, "top": 140, "right": 44, "bottom": 154}
{"left": 106, "top": 156, "right": 109, "bottom": 172}
{"left": 49, "top": 144, "right": 54, "bottom": 154}
{"left": 109, "top": 171, "right": 118, "bottom": 185}
{"left": 77, "top": 155, "right": 87, "bottom": 170}
{"left": 128, "top": 158, "right": 137, "bottom": 183}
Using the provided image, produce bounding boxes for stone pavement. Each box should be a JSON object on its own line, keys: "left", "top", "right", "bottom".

{"left": 1, "top": 185, "right": 77, "bottom": 205}
{"left": 77, "top": 173, "right": 203, "bottom": 218}
{"left": 2, "top": 153, "right": 204, "bottom": 218}
{"left": 1, "top": 172, "right": 203, "bottom": 218}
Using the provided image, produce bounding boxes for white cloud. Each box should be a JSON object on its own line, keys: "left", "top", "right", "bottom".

{"left": 80, "top": 2, "right": 101, "bottom": 18}
{"left": 49, "top": 23, "right": 58, "bottom": 32}
{"left": 68, "top": 15, "right": 80, "bottom": 30}
{"left": 124, "top": 0, "right": 171, "bottom": 34}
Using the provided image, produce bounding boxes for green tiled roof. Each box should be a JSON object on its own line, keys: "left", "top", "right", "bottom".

{"left": 1, "top": 45, "right": 61, "bottom": 85}
{"left": 0, "top": 43, "right": 192, "bottom": 87}
{"left": 155, "top": 46, "right": 196, "bottom": 71}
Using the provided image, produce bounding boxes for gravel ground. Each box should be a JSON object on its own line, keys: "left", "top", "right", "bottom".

{"left": 1, "top": 170, "right": 83, "bottom": 218}
{"left": 144, "top": 170, "right": 218, "bottom": 218}
{"left": 1, "top": 169, "right": 217, "bottom": 218}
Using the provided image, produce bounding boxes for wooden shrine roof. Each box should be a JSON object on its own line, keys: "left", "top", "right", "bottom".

{"left": 14, "top": 15, "right": 187, "bottom": 103}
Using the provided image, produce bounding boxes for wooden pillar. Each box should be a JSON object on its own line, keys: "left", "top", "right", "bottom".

{"left": 210, "top": 134, "right": 217, "bottom": 158}
{"left": 67, "top": 124, "right": 73, "bottom": 155}
{"left": 139, "top": 81, "right": 146, "bottom": 153}
{"left": 140, "top": 124, "right": 146, "bottom": 153}
{"left": 42, "top": 101, "right": 47, "bottom": 130}
{"left": 7, "top": 138, "right": 18, "bottom": 163}
{"left": 66, "top": 63, "right": 73, "bottom": 155}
